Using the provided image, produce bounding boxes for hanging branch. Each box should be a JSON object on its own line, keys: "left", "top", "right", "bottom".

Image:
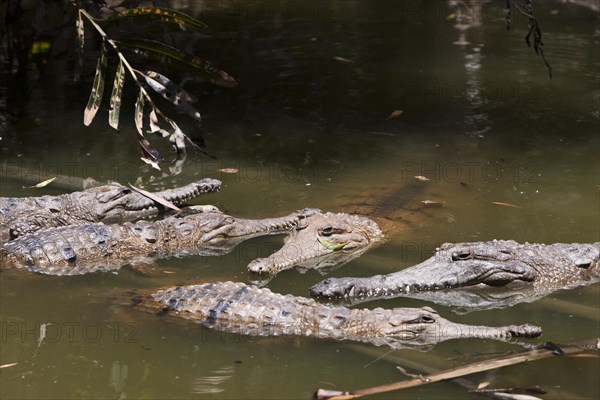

{"left": 73, "top": 5, "right": 236, "bottom": 166}
{"left": 505, "top": 0, "right": 552, "bottom": 78}
{"left": 78, "top": 9, "right": 187, "bottom": 162}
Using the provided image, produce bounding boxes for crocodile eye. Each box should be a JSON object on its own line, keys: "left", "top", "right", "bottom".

{"left": 115, "top": 189, "right": 131, "bottom": 197}
{"left": 318, "top": 226, "right": 344, "bottom": 236}
{"left": 420, "top": 315, "right": 435, "bottom": 323}
{"left": 319, "top": 227, "right": 335, "bottom": 236}
{"left": 452, "top": 250, "right": 472, "bottom": 261}
{"left": 576, "top": 262, "right": 591, "bottom": 269}
{"left": 104, "top": 188, "right": 131, "bottom": 202}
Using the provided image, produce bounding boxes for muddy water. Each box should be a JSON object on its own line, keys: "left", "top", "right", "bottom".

{"left": 1, "top": 1, "right": 598, "bottom": 399}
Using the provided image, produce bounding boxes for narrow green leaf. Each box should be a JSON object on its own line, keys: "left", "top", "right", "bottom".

{"left": 140, "top": 156, "right": 161, "bottom": 171}
{"left": 134, "top": 89, "right": 145, "bottom": 135}
{"left": 134, "top": 90, "right": 162, "bottom": 162}
{"left": 108, "top": 59, "right": 125, "bottom": 130}
{"left": 120, "top": 39, "right": 237, "bottom": 88}
{"left": 149, "top": 108, "right": 160, "bottom": 134}
{"left": 148, "top": 108, "right": 170, "bottom": 137}
{"left": 83, "top": 39, "right": 107, "bottom": 126}
{"left": 140, "top": 71, "right": 201, "bottom": 122}
{"left": 167, "top": 119, "right": 187, "bottom": 155}
{"left": 144, "top": 71, "right": 197, "bottom": 103}
{"left": 108, "top": 7, "right": 208, "bottom": 31}
{"left": 139, "top": 138, "right": 162, "bottom": 163}
{"left": 74, "top": 12, "right": 85, "bottom": 82}
{"left": 23, "top": 177, "right": 56, "bottom": 189}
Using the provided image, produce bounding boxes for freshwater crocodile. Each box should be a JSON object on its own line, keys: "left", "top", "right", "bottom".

{"left": 0, "top": 178, "right": 221, "bottom": 242}
{"left": 248, "top": 212, "right": 384, "bottom": 276}
{"left": 1, "top": 208, "right": 320, "bottom": 276}
{"left": 246, "top": 178, "right": 445, "bottom": 278}
{"left": 130, "top": 281, "right": 542, "bottom": 348}
{"left": 310, "top": 240, "right": 600, "bottom": 310}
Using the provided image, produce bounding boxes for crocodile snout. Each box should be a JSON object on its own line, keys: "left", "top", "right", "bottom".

{"left": 507, "top": 323, "right": 543, "bottom": 338}
{"left": 310, "top": 279, "right": 355, "bottom": 298}
{"left": 248, "top": 258, "right": 271, "bottom": 274}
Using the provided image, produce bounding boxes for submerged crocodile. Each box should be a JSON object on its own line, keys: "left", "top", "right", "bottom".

{"left": 310, "top": 240, "right": 600, "bottom": 310}
{"left": 130, "top": 281, "right": 542, "bottom": 348}
{"left": 0, "top": 178, "right": 221, "bottom": 242}
{"left": 1, "top": 208, "right": 320, "bottom": 276}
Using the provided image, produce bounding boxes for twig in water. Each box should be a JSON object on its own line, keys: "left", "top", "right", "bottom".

{"left": 313, "top": 337, "right": 599, "bottom": 400}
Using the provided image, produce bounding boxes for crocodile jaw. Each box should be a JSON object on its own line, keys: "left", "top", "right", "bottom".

{"left": 96, "top": 179, "right": 222, "bottom": 222}
{"left": 346, "top": 306, "right": 542, "bottom": 347}
{"left": 201, "top": 208, "right": 322, "bottom": 244}
{"left": 383, "top": 307, "right": 542, "bottom": 346}
{"left": 311, "top": 259, "right": 538, "bottom": 299}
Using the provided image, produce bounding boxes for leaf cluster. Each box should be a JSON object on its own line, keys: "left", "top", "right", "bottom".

{"left": 75, "top": 4, "right": 237, "bottom": 166}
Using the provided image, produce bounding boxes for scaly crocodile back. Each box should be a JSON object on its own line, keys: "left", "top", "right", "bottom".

{"left": 1, "top": 223, "right": 152, "bottom": 275}
{"left": 0, "top": 179, "right": 221, "bottom": 241}
{"left": 147, "top": 282, "right": 354, "bottom": 339}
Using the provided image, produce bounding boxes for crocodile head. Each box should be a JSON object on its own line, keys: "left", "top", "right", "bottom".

{"left": 359, "top": 306, "right": 541, "bottom": 348}
{"left": 83, "top": 179, "right": 221, "bottom": 222}
{"left": 399, "top": 240, "right": 600, "bottom": 288}
{"left": 311, "top": 240, "right": 600, "bottom": 299}
{"left": 200, "top": 208, "right": 322, "bottom": 244}
{"left": 87, "top": 185, "right": 148, "bottom": 221}
{"left": 247, "top": 212, "right": 383, "bottom": 275}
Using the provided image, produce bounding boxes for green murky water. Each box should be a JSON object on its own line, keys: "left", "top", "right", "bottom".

{"left": 1, "top": 1, "right": 599, "bottom": 399}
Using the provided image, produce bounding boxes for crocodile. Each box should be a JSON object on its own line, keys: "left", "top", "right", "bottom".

{"left": 246, "top": 177, "right": 446, "bottom": 278}
{"left": 247, "top": 212, "right": 383, "bottom": 277}
{"left": 310, "top": 240, "right": 600, "bottom": 310}
{"left": 129, "top": 281, "right": 542, "bottom": 349}
{"left": 0, "top": 178, "right": 222, "bottom": 242}
{"left": 1, "top": 207, "right": 320, "bottom": 276}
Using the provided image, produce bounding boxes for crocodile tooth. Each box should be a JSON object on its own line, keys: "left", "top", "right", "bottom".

{"left": 405, "top": 285, "right": 410, "bottom": 293}
{"left": 348, "top": 286, "right": 355, "bottom": 297}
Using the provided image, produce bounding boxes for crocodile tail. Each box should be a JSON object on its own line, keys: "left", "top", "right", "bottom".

{"left": 102, "top": 287, "right": 164, "bottom": 313}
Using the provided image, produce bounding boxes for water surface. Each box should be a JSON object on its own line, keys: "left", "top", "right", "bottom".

{"left": 1, "top": 1, "right": 599, "bottom": 399}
